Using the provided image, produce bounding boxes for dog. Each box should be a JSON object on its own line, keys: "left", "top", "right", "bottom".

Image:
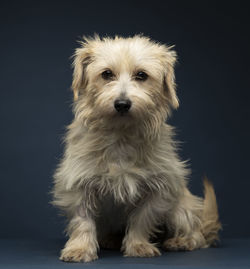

{"left": 52, "top": 35, "right": 221, "bottom": 262}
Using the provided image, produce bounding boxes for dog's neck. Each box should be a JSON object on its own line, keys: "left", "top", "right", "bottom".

{"left": 88, "top": 122, "right": 162, "bottom": 145}
{"left": 67, "top": 118, "right": 166, "bottom": 167}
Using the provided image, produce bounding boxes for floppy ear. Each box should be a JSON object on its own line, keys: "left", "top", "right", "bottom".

{"left": 71, "top": 43, "right": 92, "bottom": 101}
{"left": 163, "top": 48, "right": 179, "bottom": 109}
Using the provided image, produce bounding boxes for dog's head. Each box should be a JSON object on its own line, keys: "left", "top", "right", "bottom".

{"left": 71, "top": 35, "right": 178, "bottom": 132}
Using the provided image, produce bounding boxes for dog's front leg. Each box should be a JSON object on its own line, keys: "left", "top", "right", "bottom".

{"left": 60, "top": 209, "right": 99, "bottom": 263}
{"left": 122, "top": 196, "right": 162, "bottom": 257}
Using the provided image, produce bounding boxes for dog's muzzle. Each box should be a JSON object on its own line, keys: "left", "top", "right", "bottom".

{"left": 114, "top": 99, "right": 132, "bottom": 114}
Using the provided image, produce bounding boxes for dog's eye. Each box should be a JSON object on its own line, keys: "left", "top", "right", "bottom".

{"left": 135, "top": 71, "right": 148, "bottom": 81}
{"left": 102, "top": 69, "right": 113, "bottom": 80}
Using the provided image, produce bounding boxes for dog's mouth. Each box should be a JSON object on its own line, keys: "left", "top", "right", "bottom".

{"left": 117, "top": 111, "right": 130, "bottom": 117}
{"left": 114, "top": 111, "right": 132, "bottom": 119}
{"left": 111, "top": 110, "right": 134, "bottom": 124}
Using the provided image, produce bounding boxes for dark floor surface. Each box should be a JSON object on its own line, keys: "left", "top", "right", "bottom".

{"left": 0, "top": 238, "right": 249, "bottom": 269}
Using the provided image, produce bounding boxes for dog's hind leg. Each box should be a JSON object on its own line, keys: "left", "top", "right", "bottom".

{"left": 163, "top": 188, "right": 206, "bottom": 251}
{"left": 163, "top": 180, "right": 221, "bottom": 251}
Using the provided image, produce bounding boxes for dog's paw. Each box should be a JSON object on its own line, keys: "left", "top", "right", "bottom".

{"left": 60, "top": 247, "right": 98, "bottom": 263}
{"left": 124, "top": 242, "right": 161, "bottom": 257}
{"left": 163, "top": 237, "right": 198, "bottom": 251}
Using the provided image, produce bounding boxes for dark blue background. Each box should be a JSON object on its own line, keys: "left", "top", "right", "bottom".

{"left": 0, "top": 0, "right": 249, "bottom": 240}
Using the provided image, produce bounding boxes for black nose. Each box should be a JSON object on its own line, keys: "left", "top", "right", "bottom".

{"left": 114, "top": 99, "right": 132, "bottom": 113}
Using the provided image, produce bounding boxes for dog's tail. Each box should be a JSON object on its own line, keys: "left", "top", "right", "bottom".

{"left": 201, "top": 177, "right": 222, "bottom": 246}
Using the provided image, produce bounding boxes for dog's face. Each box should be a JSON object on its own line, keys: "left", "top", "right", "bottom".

{"left": 72, "top": 36, "right": 179, "bottom": 131}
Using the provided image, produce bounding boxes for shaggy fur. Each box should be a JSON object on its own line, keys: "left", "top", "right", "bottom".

{"left": 52, "top": 35, "right": 221, "bottom": 262}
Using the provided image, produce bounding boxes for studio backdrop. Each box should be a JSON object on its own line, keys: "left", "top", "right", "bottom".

{"left": 0, "top": 0, "right": 249, "bottom": 239}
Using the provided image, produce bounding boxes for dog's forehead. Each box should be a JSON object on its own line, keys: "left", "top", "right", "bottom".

{"left": 91, "top": 38, "right": 164, "bottom": 72}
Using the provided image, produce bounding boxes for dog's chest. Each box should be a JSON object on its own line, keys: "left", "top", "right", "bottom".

{"left": 103, "top": 140, "right": 138, "bottom": 172}
{"left": 80, "top": 133, "right": 172, "bottom": 203}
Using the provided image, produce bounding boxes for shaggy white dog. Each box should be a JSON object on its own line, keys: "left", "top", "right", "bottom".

{"left": 52, "top": 35, "right": 221, "bottom": 262}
